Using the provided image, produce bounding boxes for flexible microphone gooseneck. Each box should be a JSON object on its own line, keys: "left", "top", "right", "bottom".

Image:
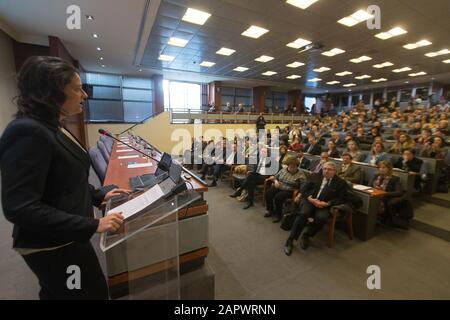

{"left": 98, "top": 129, "right": 170, "bottom": 172}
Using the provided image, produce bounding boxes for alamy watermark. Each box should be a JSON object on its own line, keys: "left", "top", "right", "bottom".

{"left": 366, "top": 265, "right": 381, "bottom": 290}
{"left": 66, "top": 265, "right": 81, "bottom": 290}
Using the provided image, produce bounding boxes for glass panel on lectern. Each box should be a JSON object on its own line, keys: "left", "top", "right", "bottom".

{"left": 100, "top": 190, "right": 201, "bottom": 300}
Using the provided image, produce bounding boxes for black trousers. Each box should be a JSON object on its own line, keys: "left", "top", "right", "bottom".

{"left": 241, "top": 173, "right": 266, "bottom": 203}
{"left": 22, "top": 241, "right": 109, "bottom": 300}
{"left": 265, "top": 186, "right": 293, "bottom": 217}
{"left": 289, "top": 201, "right": 330, "bottom": 240}
{"left": 200, "top": 163, "right": 214, "bottom": 176}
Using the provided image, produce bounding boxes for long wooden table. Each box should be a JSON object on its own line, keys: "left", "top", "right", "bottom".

{"left": 102, "top": 136, "right": 209, "bottom": 298}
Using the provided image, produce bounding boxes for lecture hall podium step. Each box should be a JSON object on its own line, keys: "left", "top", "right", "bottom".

{"left": 411, "top": 202, "right": 450, "bottom": 243}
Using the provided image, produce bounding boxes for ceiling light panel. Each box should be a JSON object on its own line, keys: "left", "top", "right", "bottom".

{"left": 158, "top": 54, "right": 175, "bottom": 62}
{"left": 338, "top": 10, "right": 374, "bottom": 27}
{"left": 314, "top": 67, "right": 331, "bottom": 72}
{"left": 168, "top": 37, "right": 188, "bottom": 47}
{"left": 182, "top": 8, "right": 211, "bottom": 25}
{"left": 373, "top": 62, "right": 394, "bottom": 68}
{"left": 327, "top": 81, "right": 341, "bottom": 85}
{"left": 375, "top": 27, "right": 407, "bottom": 40}
{"left": 355, "top": 75, "right": 371, "bottom": 79}
{"left": 336, "top": 71, "right": 353, "bottom": 76}
{"left": 200, "top": 61, "right": 215, "bottom": 67}
{"left": 287, "top": 75, "right": 302, "bottom": 79}
{"left": 255, "top": 55, "right": 274, "bottom": 63}
{"left": 286, "top": 0, "right": 319, "bottom": 10}
{"left": 403, "top": 40, "right": 432, "bottom": 50}
{"left": 234, "top": 67, "right": 249, "bottom": 72}
{"left": 350, "top": 55, "right": 372, "bottom": 63}
{"left": 216, "top": 47, "right": 236, "bottom": 56}
{"left": 262, "top": 71, "right": 277, "bottom": 76}
{"left": 392, "top": 67, "right": 412, "bottom": 73}
{"left": 242, "top": 25, "right": 269, "bottom": 39}
{"left": 286, "top": 38, "right": 312, "bottom": 49}
{"left": 287, "top": 61, "right": 305, "bottom": 68}
{"left": 322, "top": 48, "right": 346, "bottom": 57}
{"left": 425, "top": 49, "right": 450, "bottom": 57}
{"left": 308, "top": 78, "right": 322, "bottom": 82}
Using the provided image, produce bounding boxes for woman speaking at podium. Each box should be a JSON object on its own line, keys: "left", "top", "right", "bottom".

{"left": 0, "top": 56, "right": 129, "bottom": 300}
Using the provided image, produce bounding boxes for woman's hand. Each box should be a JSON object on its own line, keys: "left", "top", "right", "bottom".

{"left": 104, "top": 188, "right": 131, "bottom": 202}
{"left": 96, "top": 212, "right": 124, "bottom": 233}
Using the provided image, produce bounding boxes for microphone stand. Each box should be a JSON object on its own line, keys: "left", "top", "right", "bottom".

{"left": 99, "top": 129, "right": 170, "bottom": 171}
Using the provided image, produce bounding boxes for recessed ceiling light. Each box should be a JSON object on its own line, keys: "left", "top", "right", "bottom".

{"left": 216, "top": 47, "right": 236, "bottom": 56}
{"left": 168, "top": 37, "right": 189, "bottom": 47}
{"left": 96, "top": 47, "right": 102, "bottom": 51}
{"left": 99, "top": 57, "right": 104, "bottom": 60}
{"left": 403, "top": 39, "right": 432, "bottom": 50}
{"left": 443, "top": 59, "right": 450, "bottom": 64}
{"left": 336, "top": 71, "right": 353, "bottom": 76}
{"left": 425, "top": 49, "right": 450, "bottom": 57}
{"left": 308, "top": 78, "right": 322, "bottom": 82}
{"left": 92, "top": 33, "right": 99, "bottom": 39}
{"left": 234, "top": 67, "right": 249, "bottom": 72}
{"left": 372, "top": 78, "right": 388, "bottom": 82}
{"left": 286, "top": 38, "right": 312, "bottom": 49}
{"left": 343, "top": 83, "right": 356, "bottom": 87}
{"left": 392, "top": 67, "right": 412, "bottom": 73}
{"left": 286, "top": 0, "right": 319, "bottom": 10}
{"left": 322, "top": 48, "right": 346, "bottom": 57}
{"left": 138, "top": 69, "right": 142, "bottom": 72}
{"left": 182, "top": 8, "right": 211, "bottom": 25}
{"left": 313, "top": 67, "right": 331, "bottom": 72}
{"left": 241, "top": 25, "right": 269, "bottom": 39}
{"left": 255, "top": 55, "right": 274, "bottom": 63}
{"left": 375, "top": 27, "right": 407, "bottom": 40}
{"left": 409, "top": 71, "right": 427, "bottom": 77}
{"left": 338, "top": 9, "right": 374, "bottom": 27}
{"left": 86, "top": 15, "right": 94, "bottom": 20}
{"left": 287, "top": 75, "right": 302, "bottom": 79}
{"left": 286, "top": 61, "right": 305, "bottom": 68}
{"left": 350, "top": 55, "right": 372, "bottom": 63}
{"left": 355, "top": 75, "right": 371, "bottom": 79}
{"left": 327, "top": 81, "right": 340, "bottom": 85}
{"left": 200, "top": 61, "right": 215, "bottom": 67}
{"left": 101, "top": 65, "right": 105, "bottom": 68}
{"left": 262, "top": 71, "right": 277, "bottom": 76}
{"left": 158, "top": 54, "right": 175, "bottom": 62}
{"left": 373, "top": 62, "right": 394, "bottom": 68}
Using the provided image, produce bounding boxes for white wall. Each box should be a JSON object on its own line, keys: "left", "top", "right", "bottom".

{"left": 0, "top": 30, "right": 17, "bottom": 134}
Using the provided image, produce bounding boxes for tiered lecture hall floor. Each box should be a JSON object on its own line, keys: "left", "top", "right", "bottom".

{"left": 1, "top": 180, "right": 450, "bottom": 299}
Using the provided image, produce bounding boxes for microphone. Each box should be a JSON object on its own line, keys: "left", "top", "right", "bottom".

{"left": 98, "top": 129, "right": 170, "bottom": 172}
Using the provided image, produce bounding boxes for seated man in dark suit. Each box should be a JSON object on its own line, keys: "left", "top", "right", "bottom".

{"left": 304, "top": 136, "right": 322, "bottom": 156}
{"left": 310, "top": 152, "right": 330, "bottom": 175}
{"left": 284, "top": 162, "right": 348, "bottom": 255}
{"left": 393, "top": 148, "right": 423, "bottom": 191}
{"left": 208, "top": 143, "right": 242, "bottom": 187}
{"left": 297, "top": 150, "right": 311, "bottom": 170}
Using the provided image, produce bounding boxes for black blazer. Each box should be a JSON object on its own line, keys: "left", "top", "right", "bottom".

{"left": 304, "top": 143, "right": 322, "bottom": 156}
{"left": 0, "top": 116, "right": 105, "bottom": 249}
{"left": 327, "top": 149, "right": 340, "bottom": 158}
{"left": 301, "top": 173, "right": 348, "bottom": 207}
{"left": 299, "top": 157, "right": 311, "bottom": 170}
{"left": 393, "top": 157, "right": 423, "bottom": 173}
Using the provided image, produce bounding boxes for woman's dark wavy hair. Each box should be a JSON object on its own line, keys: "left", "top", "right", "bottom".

{"left": 15, "top": 56, "right": 79, "bottom": 125}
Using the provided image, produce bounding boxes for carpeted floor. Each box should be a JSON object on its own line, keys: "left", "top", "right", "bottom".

{"left": 205, "top": 181, "right": 450, "bottom": 299}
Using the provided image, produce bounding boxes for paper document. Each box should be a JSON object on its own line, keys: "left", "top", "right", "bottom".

{"left": 353, "top": 185, "right": 372, "bottom": 191}
{"left": 107, "top": 184, "right": 164, "bottom": 219}
{"left": 127, "top": 163, "right": 153, "bottom": 169}
{"left": 117, "top": 149, "right": 134, "bottom": 153}
{"left": 118, "top": 155, "right": 139, "bottom": 160}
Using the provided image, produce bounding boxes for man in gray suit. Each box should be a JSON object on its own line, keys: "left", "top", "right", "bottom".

{"left": 336, "top": 153, "right": 361, "bottom": 184}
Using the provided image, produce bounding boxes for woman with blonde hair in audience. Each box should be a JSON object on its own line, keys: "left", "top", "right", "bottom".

{"left": 370, "top": 161, "right": 410, "bottom": 228}
{"left": 346, "top": 140, "right": 363, "bottom": 162}
{"left": 365, "top": 142, "right": 389, "bottom": 165}
{"left": 416, "top": 129, "right": 432, "bottom": 145}
{"left": 389, "top": 133, "right": 416, "bottom": 154}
